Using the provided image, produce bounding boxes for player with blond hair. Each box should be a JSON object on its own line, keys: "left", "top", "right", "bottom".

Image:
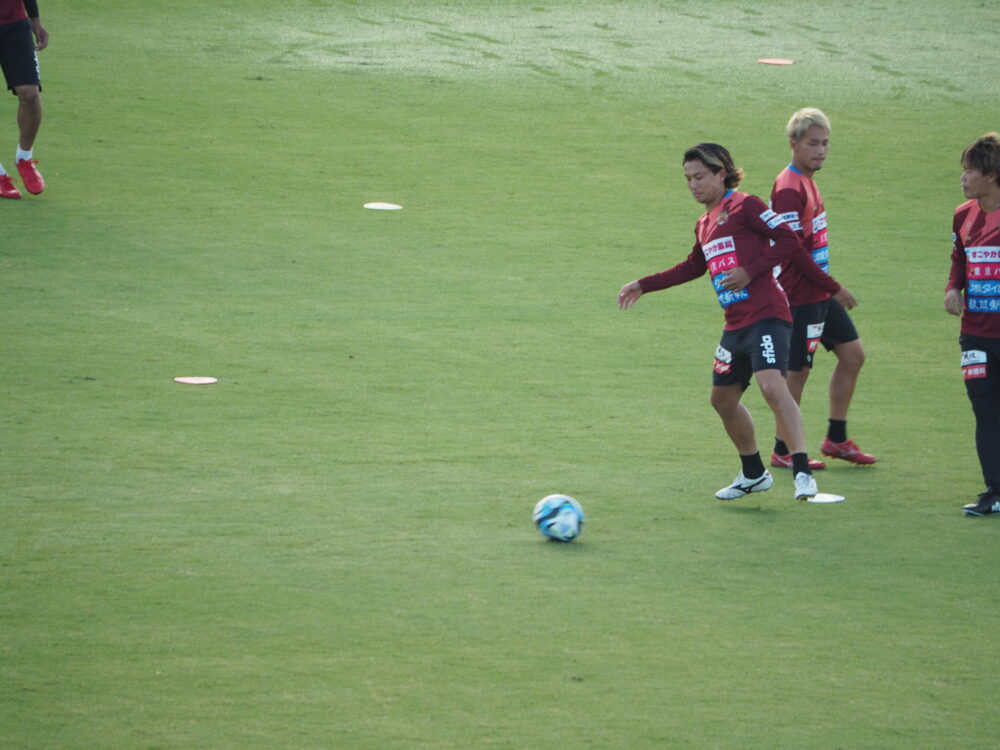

{"left": 768, "top": 108, "right": 875, "bottom": 470}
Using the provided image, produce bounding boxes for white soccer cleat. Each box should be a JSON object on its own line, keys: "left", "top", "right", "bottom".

{"left": 793, "top": 472, "right": 818, "bottom": 501}
{"left": 715, "top": 471, "right": 773, "bottom": 500}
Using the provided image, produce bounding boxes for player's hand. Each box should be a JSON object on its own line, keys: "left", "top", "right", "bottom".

{"left": 617, "top": 281, "right": 643, "bottom": 310}
{"left": 720, "top": 267, "right": 750, "bottom": 291}
{"left": 945, "top": 288, "right": 964, "bottom": 316}
{"left": 833, "top": 286, "right": 857, "bottom": 310}
{"left": 32, "top": 20, "right": 48, "bottom": 51}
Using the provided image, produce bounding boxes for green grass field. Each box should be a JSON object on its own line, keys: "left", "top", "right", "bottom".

{"left": 3, "top": 1, "right": 1000, "bottom": 747}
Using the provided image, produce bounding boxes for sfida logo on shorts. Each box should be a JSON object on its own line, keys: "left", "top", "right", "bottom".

{"left": 759, "top": 334, "right": 777, "bottom": 365}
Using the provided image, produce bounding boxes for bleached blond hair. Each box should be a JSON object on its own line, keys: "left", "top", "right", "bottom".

{"left": 786, "top": 108, "right": 831, "bottom": 142}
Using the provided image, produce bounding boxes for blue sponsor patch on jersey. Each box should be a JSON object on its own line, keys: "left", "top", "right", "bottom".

{"left": 712, "top": 275, "right": 750, "bottom": 307}
{"left": 967, "top": 296, "right": 1000, "bottom": 313}
{"left": 812, "top": 245, "right": 830, "bottom": 272}
{"left": 968, "top": 279, "right": 1000, "bottom": 297}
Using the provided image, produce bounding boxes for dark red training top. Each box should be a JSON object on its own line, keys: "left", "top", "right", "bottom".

{"left": 639, "top": 191, "right": 839, "bottom": 331}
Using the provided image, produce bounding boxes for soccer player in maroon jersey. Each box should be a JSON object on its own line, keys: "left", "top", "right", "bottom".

{"left": 945, "top": 132, "right": 1000, "bottom": 516}
{"left": 768, "top": 108, "right": 874, "bottom": 470}
{"left": 618, "top": 143, "right": 842, "bottom": 502}
{"left": 0, "top": 0, "right": 47, "bottom": 199}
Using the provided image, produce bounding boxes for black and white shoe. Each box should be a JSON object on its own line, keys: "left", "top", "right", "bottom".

{"left": 963, "top": 491, "right": 1000, "bottom": 517}
{"left": 715, "top": 471, "right": 773, "bottom": 500}
{"left": 793, "top": 471, "right": 818, "bottom": 501}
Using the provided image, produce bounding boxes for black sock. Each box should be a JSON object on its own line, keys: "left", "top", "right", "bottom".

{"left": 740, "top": 452, "right": 766, "bottom": 479}
{"left": 828, "top": 419, "right": 847, "bottom": 444}
{"left": 791, "top": 453, "right": 811, "bottom": 475}
{"left": 773, "top": 438, "right": 789, "bottom": 456}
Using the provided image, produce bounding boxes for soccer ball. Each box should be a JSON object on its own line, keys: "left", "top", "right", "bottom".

{"left": 533, "top": 494, "right": 585, "bottom": 542}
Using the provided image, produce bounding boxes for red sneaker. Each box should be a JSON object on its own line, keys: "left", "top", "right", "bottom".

{"left": 0, "top": 174, "right": 21, "bottom": 199}
{"left": 0, "top": 174, "right": 21, "bottom": 198}
{"left": 770, "top": 452, "right": 826, "bottom": 470}
{"left": 16, "top": 159, "right": 44, "bottom": 195}
{"left": 820, "top": 438, "right": 877, "bottom": 465}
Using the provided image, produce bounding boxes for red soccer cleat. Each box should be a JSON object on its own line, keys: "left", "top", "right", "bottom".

{"left": 770, "top": 452, "right": 826, "bottom": 470}
{"left": 820, "top": 438, "right": 877, "bottom": 465}
{"left": 0, "top": 174, "right": 21, "bottom": 199}
{"left": 16, "top": 159, "right": 44, "bottom": 195}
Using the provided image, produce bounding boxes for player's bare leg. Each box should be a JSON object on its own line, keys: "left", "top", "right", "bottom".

{"left": 711, "top": 383, "right": 757, "bottom": 455}
{"left": 757, "top": 369, "right": 818, "bottom": 499}
{"left": 757, "top": 370, "right": 807, "bottom": 453}
{"left": 14, "top": 84, "right": 44, "bottom": 195}
{"left": 786, "top": 368, "right": 809, "bottom": 405}
{"left": 771, "top": 367, "right": 826, "bottom": 470}
{"left": 711, "top": 383, "right": 775, "bottom": 499}
{"left": 15, "top": 84, "right": 42, "bottom": 151}
{"left": 821, "top": 339, "right": 877, "bottom": 464}
{"left": 828, "top": 339, "right": 864, "bottom": 420}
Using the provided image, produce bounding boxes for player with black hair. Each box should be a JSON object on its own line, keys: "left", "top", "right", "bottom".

{"left": 945, "top": 132, "right": 1000, "bottom": 516}
{"left": 618, "top": 143, "right": 848, "bottom": 502}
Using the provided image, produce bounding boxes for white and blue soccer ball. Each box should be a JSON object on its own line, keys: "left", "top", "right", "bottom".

{"left": 533, "top": 494, "right": 585, "bottom": 542}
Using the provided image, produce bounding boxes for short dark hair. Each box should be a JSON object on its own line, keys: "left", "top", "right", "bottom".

{"left": 683, "top": 143, "right": 745, "bottom": 189}
{"left": 961, "top": 133, "right": 1000, "bottom": 181}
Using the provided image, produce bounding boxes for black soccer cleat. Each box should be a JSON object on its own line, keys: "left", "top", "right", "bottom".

{"left": 963, "top": 491, "right": 1000, "bottom": 517}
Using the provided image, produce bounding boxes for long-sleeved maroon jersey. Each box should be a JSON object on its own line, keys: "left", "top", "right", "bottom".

{"left": 949, "top": 199, "right": 1000, "bottom": 338}
{"left": 638, "top": 190, "right": 838, "bottom": 331}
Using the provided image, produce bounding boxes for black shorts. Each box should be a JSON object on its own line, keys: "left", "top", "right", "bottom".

{"left": 0, "top": 20, "right": 41, "bottom": 92}
{"left": 820, "top": 297, "right": 859, "bottom": 351}
{"left": 788, "top": 300, "right": 830, "bottom": 371}
{"left": 712, "top": 318, "right": 792, "bottom": 389}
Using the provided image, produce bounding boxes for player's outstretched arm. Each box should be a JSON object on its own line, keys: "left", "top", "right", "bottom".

{"left": 618, "top": 281, "right": 643, "bottom": 309}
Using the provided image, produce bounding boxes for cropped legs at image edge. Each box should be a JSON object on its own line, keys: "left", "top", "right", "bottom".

{"left": 0, "top": 0, "right": 48, "bottom": 199}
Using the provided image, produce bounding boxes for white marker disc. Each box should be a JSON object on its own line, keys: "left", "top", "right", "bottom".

{"left": 757, "top": 58, "right": 795, "bottom": 66}
{"left": 174, "top": 377, "right": 218, "bottom": 385}
{"left": 807, "top": 493, "right": 845, "bottom": 504}
{"left": 363, "top": 202, "right": 403, "bottom": 210}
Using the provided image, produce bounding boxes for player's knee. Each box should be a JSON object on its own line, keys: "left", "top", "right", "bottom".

{"left": 15, "top": 86, "right": 40, "bottom": 107}
{"left": 709, "top": 391, "right": 728, "bottom": 415}
{"left": 710, "top": 388, "right": 738, "bottom": 417}
{"left": 758, "top": 383, "right": 782, "bottom": 407}
{"left": 787, "top": 367, "right": 810, "bottom": 390}
{"left": 837, "top": 341, "right": 865, "bottom": 372}
{"left": 756, "top": 375, "right": 789, "bottom": 407}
